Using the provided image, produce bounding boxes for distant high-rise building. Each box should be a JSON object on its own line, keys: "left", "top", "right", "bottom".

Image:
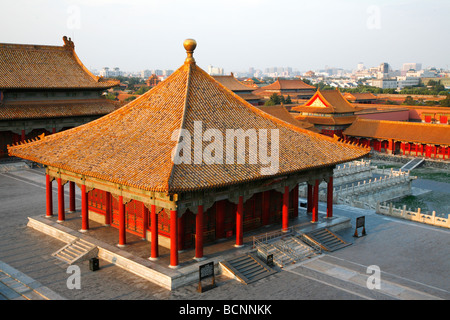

{"left": 379, "top": 63, "right": 389, "bottom": 74}
{"left": 402, "top": 63, "right": 422, "bottom": 72}
{"left": 141, "top": 69, "right": 152, "bottom": 78}
{"left": 100, "top": 67, "right": 122, "bottom": 78}
{"left": 208, "top": 65, "right": 224, "bottom": 75}
{"left": 357, "top": 63, "right": 365, "bottom": 71}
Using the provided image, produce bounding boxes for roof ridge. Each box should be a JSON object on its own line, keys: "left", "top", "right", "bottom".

{"left": 355, "top": 118, "right": 449, "bottom": 127}
{"left": 166, "top": 62, "right": 194, "bottom": 191}
{"left": 0, "top": 42, "right": 67, "bottom": 51}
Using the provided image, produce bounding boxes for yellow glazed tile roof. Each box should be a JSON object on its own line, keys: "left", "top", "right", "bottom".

{"left": 9, "top": 40, "right": 369, "bottom": 193}
{"left": 344, "top": 118, "right": 450, "bottom": 146}
{"left": 292, "top": 89, "right": 362, "bottom": 114}
{"left": 0, "top": 37, "right": 119, "bottom": 90}
{"left": 0, "top": 99, "right": 119, "bottom": 120}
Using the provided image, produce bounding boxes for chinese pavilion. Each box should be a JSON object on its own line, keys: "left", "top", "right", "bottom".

{"left": 9, "top": 39, "right": 369, "bottom": 268}
{"left": 291, "top": 88, "right": 362, "bottom": 137}
{"left": 0, "top": 36, "right": 119, "bottom": 158}
{"left": 146, "top": 74, "right": 161, "bottom": 88}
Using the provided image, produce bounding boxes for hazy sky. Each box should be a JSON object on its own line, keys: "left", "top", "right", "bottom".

{"left": 1, "top": 0, "right": 449, "bottom": 73}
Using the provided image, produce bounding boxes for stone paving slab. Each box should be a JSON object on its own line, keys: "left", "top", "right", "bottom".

{"left": 27, "top": 210, "right": 349, "bottom": 290}
{"left": 1, "top": 166, "right": 449, "bottom": 301}
{"left": 298, "top": 258, "right": 444, "bottom": 300}
{"left": 0, "top": 260, "right": 66, "bottom": 300}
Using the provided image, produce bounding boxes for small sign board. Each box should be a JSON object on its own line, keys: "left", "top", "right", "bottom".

{"left": 353, "top": 216, "right": 367, "bottom": 238}
{"left": 356, "top": 216, "right": 365, "bottom": 228}
{"left": 198, "top": 261, "right": 216, "bottom": 293}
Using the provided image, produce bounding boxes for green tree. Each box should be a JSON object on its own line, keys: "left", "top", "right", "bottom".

{"left": 285, "top": 95, "right": 292, "bottom": 104}
{"left": 105, "top": 92, "right": 117, "bottom": 101}
{"left": 265, "top": 93, "right": 281, "bottom": 106}
{"left": 440, "top": 95, "right": 450, "bottom": 108}
{"left": 403, "top": 96, "right": 416, "bottom": 105}
{"left": 135, "top": 86, "right": 150, "bottom": 95}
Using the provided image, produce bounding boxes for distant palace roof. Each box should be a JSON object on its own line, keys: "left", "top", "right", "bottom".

{"left": 292, "top": 89, "right": 362, "bottom": 114}
{"left": 343, "top": 92, "right": 377, "bottom": 102}
{"left": 9, "top": 39, "right": 369, "bottom": 193}
{"left": 344, "top": 119, "right": 450, "bottom": 146}
{"left": 261, "top": 79, "right": 316, "bottom": 91}
{"left": 0, "top": 36, "right": 119, "bottom": 90}
{"left": 213, "top": 74, "right": 261, "bottom": 103}
{"left": 213, "top": 74, "right": 256, "bottom": 92}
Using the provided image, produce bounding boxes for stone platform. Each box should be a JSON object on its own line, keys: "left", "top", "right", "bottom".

{"left": 27, "top": 209, "right": 350, "bottom": 290}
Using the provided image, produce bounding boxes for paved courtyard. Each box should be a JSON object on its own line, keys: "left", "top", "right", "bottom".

{"left": 0, "top": 165, "right": 449, "bottom": 304}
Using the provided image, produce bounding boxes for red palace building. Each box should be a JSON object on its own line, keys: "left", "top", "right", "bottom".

{"left": 9, "top": 39, "right": 369, "bottom": 268}
{"left": 0, "top": 36, "right": 119, "bottom": 158}
{"left": 343, "top": 118, "right": 450, "bottom": 160}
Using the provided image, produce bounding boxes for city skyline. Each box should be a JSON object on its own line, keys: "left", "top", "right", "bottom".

{"left": 0, "top": 0, "right": 449, "bottom": 73}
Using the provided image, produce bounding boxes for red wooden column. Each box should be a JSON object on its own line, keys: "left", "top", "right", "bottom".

{"left": 105, "top": 192, "right": 111, "bottom": 225}
{"left": 118, "top": 196, "right": 126, "bottom": 247}
{"left": 216, "top": 200, "right": 225, "bottom": 239}
{"left": 292, "top": 185, "right": 299, "bottom": 218}
{"left": 327, "top": 176, "right": 333, "bottom": 219}
{"left": 57, "top": 178, "right": 65, "bottom": 222}
{"left": 80, "top": 185, "right": 89, "bottom": 232}
{"left": 150, "top": 205, "right": 159, "bottom": 260}
{"left": 311, "top": 180, "right": 319, "bottom": 223}
{"left": 169, "top": 209, "right": 178, "bottom": 268}
{"left": 307, "top": 183, "right": 313, "bottom": 214}
{"left": 235, "top": 196, "right": 244, "bottom": 247}
{"left": 178, "top": 215, "right": 184, "bottom": 252}
{"left": 69, "top": 181, "right": 76, "bottom": 213}
{"left": 142, "top": 203, "right": 149, "bottom": 240}
{"left": 195, "top": 205, "right": 204, "bottom": 260}
{"left": 262, "top": 191, "right": 270, "bottom": 225}
{"left": 282, "top": 186, "right": 289, "bottom": 232}
{"left": 387, "top": 139, "right": 394, "bottom": 154}
{"left": 45, "top": 175, "right": 53, "bottom": 217}
{"left": 21, "top": 130, "right": 26, "bottom": 142}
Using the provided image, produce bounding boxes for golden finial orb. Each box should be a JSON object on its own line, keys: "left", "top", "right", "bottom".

{"left": 183, "top": 39, "right": 197, "bottom": 64}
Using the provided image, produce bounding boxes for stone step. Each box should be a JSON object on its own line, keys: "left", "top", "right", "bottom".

{"left": 52, "top": 238, "right": 97, "bottom": 265}
{"left": 221, "top": 253, "right": 277, "bottom": 284}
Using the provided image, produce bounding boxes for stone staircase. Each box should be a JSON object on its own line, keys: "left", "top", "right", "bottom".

{"left": 220, "top": 253, "right": 277, "bottom": 284}
{"left": 256, "top": 235, "right": 320, "bottom": 268}
{"left": 301, "top": 228, "right": 351, "bottom": 252}
{"left": 52, "top": 238, "right": 98, "bottom": 265}
{"left": 401, "top": 158, "right": 425, "bottom": 171}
